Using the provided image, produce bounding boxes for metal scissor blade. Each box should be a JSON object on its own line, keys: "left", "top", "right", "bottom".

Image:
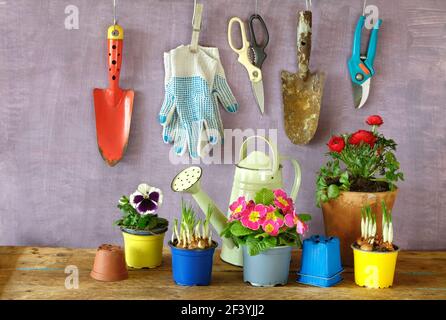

{"left": 251, "top": 80, "right": 265, "bottom": 114}
{"left": 352, "top": 78, "right": 371, "bottom": 109}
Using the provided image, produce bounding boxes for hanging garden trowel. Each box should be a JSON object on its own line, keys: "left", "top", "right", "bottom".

{"left": 93, "top": 24, "right": 134, "bottom": 166}
{"left": 281, "top": 11, "right": 325, "bottom": 145}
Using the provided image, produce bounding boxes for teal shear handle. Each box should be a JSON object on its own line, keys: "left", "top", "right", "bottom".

{"left": 348, "top": 15, "right": 383, "bottom": 85}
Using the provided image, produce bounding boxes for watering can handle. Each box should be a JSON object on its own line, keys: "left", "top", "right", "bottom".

{"left": 239, "top": 136, "right": 279, "bottom": 173}
{"left": 281, "top": 156, "right": 302, "bottom": 202}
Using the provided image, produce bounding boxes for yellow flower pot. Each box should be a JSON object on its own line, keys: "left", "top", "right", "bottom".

{"left": 122, "top": 230, "right": 165, "bottom": 269}
{"left": 352, "top": 244, "right": 399, "bottom": 289}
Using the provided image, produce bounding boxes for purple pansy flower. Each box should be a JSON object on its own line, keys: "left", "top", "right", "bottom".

{"left": 129, "top": 183, "right": 163, "bottom": 215}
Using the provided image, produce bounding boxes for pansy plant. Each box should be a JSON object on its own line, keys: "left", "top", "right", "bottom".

{"left": 130, "top": 184, "right": 163, "bottom": 215}
{"left": 114, "top": 183, "right": 168, "bottom": 234}
{"left": 221, "top": 188, "right": 311, "bottom": 256}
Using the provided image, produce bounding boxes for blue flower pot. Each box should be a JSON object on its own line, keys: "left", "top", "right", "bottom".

{"left": 243, "top": 245, "right": 292, "bottom": 287}
{"left": 297, "top": 235, "right": 344, "bottom": 287}
{"left": 169, "top": 241, "right": 217, "bottom": 286}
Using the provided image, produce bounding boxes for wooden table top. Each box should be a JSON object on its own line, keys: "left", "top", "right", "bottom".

{"left": 0, "top": 246, "right": 445, "bottom": 300}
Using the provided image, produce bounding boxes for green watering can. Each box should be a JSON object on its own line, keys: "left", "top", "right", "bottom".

{"left": 171, "top": 136, "right": 302, "bottom": 266}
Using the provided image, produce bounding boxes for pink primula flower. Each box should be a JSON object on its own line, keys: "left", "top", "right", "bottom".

{"left": 284, "top": 211, "right": 298, "bottom": 227}
{"left": 264, "top": 206, "right": 284, "bottom": 228}
{"left": 229, "top": 196, "right": 247, "bottom": 222}
{"left": 296, "top": 219, "right": 309, "bottom": 235}
{"left": 273, "top": 189, "right": 294, "bottom": 213}
{"left": 284, "top": 211, "right": 309, "bottom": 235}
{"left": 262, "top": 220, "right": 280, "bottom": 236}
{"left": 240, "top": 204, "right": 267, "bottom": 230}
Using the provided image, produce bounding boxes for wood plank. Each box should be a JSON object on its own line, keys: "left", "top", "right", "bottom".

{"left": 0, "top": 247, "right": 445, "bottom": 300}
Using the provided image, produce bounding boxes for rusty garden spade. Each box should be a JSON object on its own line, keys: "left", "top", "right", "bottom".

{"left": 281, "top": 3, "right": 325, "bottom": 145}
{"left": 93, "top": 0, "right": 134, "bottom": 166}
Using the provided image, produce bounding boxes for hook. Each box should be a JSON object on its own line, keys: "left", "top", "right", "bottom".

{"left": 255, "top": 0, "right": 258, "bottom": 16}
{"left": 190, "top": 0, "right": 203, "bottom": 53}
{"left": 363, "top": 0, "right": 367, "bottom": 15}
{"left": 192, "top": 0, "right": 202, "bottom": 30}
{"left": 305, "top": 0, "right": 312, "bottom": 11}
{"left": 113, "top": 0, "right": 117, "bottom": 25}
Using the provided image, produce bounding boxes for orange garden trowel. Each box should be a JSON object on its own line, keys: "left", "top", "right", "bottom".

{"left": 93, "top": 24, "right": 134, "bottom": 166}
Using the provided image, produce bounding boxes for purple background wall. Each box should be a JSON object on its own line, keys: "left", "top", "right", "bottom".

{"left": 0, "top": 0, "right": 445, "bottom": 250}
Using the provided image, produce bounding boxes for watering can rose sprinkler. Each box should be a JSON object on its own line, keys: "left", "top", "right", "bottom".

{"left": 171, "top": 136, "right": 302, "bottom": 266}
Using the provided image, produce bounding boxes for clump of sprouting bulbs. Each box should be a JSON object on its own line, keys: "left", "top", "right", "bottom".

{"left": 171, "top": 201, "right": 214, "bottom": 250}
{"left": 356, "top": 200, "right": 395, "bottom": 252}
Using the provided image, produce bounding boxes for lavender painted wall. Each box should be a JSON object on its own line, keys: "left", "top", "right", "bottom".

{"left": 0, "top": 0, "right": 445, "bottom": 250}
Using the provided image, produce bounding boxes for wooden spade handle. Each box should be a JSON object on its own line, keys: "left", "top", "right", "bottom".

{"left": 297, "top": 11, "right": 312, "bottom": 81}
{"left": 107, "top": 25, "right": 124, "bottom": 89}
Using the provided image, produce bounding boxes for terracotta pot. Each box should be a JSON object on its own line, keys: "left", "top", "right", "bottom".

{"left": 90, "top": 244, "right": 128, "bottom": 281}
{"left": 321, "top": 190, "right": 398, "bottom": 266}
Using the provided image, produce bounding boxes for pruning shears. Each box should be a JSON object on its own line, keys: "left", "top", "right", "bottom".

{"left": 348, "top": 15, "right": 383, "bottom": 109}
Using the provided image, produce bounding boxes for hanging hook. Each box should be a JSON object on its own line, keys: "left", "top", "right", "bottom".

{"left": 305, "top": 0, "right": 312, "bottom": 11}
{"left": 113, "top": 0, "right": 117, "bottom": 25}
{"left": 255, "top": 0, "right": 258, "bottom": 16}
{"left": 192, "top": 0, "right": 201, "bottom": 29}
{"left": 190, "top": 0, "right": 203, "bottom": 53}
{"left": 363, "top": 0, "right": 367, "bottom": 15}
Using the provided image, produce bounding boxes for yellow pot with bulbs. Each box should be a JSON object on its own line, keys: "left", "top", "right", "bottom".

{"left": 351, "top": 245, "right": 399, "bottom": 288}
{"left": 351, "top": 202, "right": 399, "bottom": 289}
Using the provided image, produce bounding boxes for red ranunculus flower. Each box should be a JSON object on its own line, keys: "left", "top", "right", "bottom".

{"left": 366, "top": 115, "right": 384, "bottom": 126}
{"left": 349, "top": 130, "right": 377, "bottom": 148}
{"left": 327, "top": 136, "right": 345, "bottom": 153}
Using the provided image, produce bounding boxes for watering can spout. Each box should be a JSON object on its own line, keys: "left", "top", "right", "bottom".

{"left": 171, "top": 166, "right": 234, "bottom": 249}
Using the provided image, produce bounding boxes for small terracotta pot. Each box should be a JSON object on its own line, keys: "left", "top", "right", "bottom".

{"left": 90, "top": 244, "right": 128, "bottom": 281}
{"left": 321, "top": 190, "right": 398, "bottom": 266}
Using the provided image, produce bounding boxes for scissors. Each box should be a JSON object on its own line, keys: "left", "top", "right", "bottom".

{"left": 228, "top": 14, "right": 269, "bottom": 114}
{"left": 348, "top": 15, "right": 382, "bottom": 109}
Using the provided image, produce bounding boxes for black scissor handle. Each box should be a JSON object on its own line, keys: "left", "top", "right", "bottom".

{"left": 248, "top": 14, "right": 269, "bottom": 68}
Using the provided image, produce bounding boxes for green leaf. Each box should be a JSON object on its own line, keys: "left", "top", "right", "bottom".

{"left": 321, "top": 193, "right": 329, "bottom": 202}
{"left": 146, "top": 216, "right": 159, "bottom": 230}
{"left": 246, "top": 237, "right": 262, "bottom": 256}
{"left": 232, "top": 236, "right": 245, "bottom": 248}
{"left": 255, "top": 232, "right": 269, "bottom": 238}
{"left": 278, "top": 231, "right": 298, "bottom": 246}
{"left": 327, "top": 184, "right": 340, "bottom": 199}
{"left": 254, "top": 188, "right": 275, "bottom": 205}
{"left": 339, "top": 171, "right": 349, "bottom": 184}
{"left": 137, "top": 215, "right": 150, "bottom": 229}
{"left": 245, "top": 234, "right": 282, "bottom": 256}
{"left": 230, "top": 221, "right": 255, "bottom": 237}
{"left": 317, "top": 177, "right": 327, "bottom": 188}
{"left": 333, "top": 160, "right": 341, "bottom": 176}
{"left": 263, "top": 236, "right": 277, "bottom": 248}
{"left": 220, "top": 221, "right": 235, "bottom": 238}
{"left": 298, "top": 214, "right": 312, "bottom": 222}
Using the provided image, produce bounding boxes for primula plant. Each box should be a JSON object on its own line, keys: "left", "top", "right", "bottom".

{"left": 171, "top": 200, "right": 214, "bottom": 249}
{"left": 354, "top": 201, "right": 396, "bottom": 252}
{"left": 316, "top": 115, "right": 404, "bottom": 206}
{"left": 221, "top": 188, "right": 311, "bottom": 256}
{"left": 114, "top": 183, "right": 168, "bottom": 233}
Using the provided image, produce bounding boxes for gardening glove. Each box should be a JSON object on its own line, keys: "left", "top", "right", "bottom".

{"left": 161, "top": 48, "right": 224, "bottom": 155}
{"left": 159, "top": 45, "right": 238, "bottom": 158}
{"left": 161, "top": 110, "right": 188, "bottom": 157}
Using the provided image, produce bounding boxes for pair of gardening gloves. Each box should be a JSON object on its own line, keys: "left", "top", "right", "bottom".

{"left": 159, "top": 45, "right": 239, "bottom": 158}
